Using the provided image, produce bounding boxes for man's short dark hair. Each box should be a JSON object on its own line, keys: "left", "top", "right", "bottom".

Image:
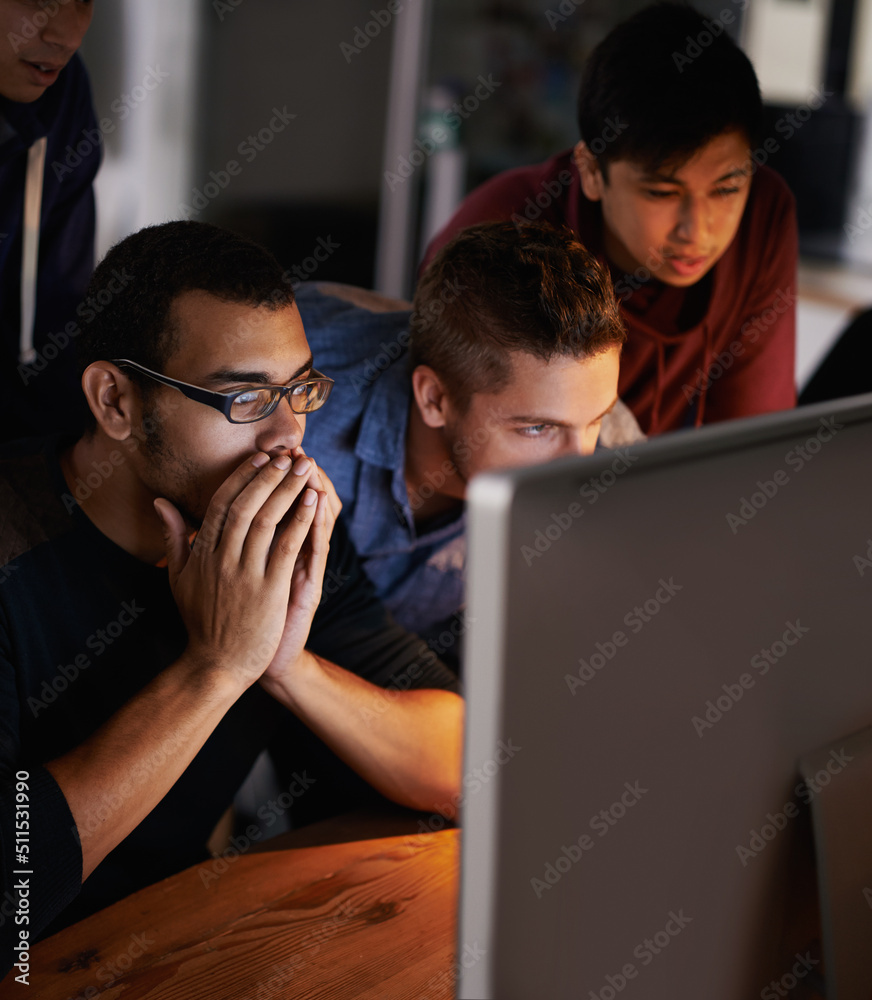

{"left": 76, "top": 219, "right": 293, "bottom": 386}
{"left": 75, "top": 221, "right": 294, "bottom": 431}
{"left": 577, "top": 2, "right": 763, "bottom": 176}
{"left": 410, "top": 221, "right": 625, "bottom": 411}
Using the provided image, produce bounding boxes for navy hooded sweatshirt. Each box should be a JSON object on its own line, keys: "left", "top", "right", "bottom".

{"left": 0, "top": 53, "right": 100, "bottom": 444}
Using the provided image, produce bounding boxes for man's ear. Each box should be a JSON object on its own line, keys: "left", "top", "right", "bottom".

{"left": 81, "top": 362, "right": 138, "bottom": 441}
{"left": 411, "top": 365, "right": 452, "bottom": 429}
{"left": 573, "top": 140, "right": 606, "bottom": 202}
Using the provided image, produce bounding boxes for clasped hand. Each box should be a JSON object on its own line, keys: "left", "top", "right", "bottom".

{"left": 154, "top": 448, "right": 339, "bottom": 689}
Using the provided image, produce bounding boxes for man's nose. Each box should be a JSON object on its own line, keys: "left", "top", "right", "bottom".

{"left": 561, "top": 427, "right": 599, "bottom": 458}
{"left": 673, "top": 195, "right": 711, "bottom": 246}
{"left": 254, "top": 399, "right": 305, "bottom": 455}
{"left": 40, "top": 4, "right": 92, "bottom": 54}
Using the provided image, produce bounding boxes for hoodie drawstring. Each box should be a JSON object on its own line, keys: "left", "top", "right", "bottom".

{"left": 19, "top": 135, "right": 47, "bottom": 365}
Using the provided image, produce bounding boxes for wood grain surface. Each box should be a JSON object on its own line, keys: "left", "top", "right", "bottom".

{"left": 2, "top": 828, "right": 459, "bottom": 1000}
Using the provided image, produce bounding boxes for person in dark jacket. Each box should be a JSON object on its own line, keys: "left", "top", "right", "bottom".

{"left": 0, "top": 0, "right": 99, "bottom": 443}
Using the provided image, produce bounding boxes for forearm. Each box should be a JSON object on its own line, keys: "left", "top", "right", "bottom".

{"left": 45, "top": 653, "right": 245, "bottom": 881}
{"left": 261, "top": 653, "right": 463, "bottom": 815}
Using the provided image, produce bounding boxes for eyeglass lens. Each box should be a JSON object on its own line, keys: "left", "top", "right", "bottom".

{"left": 228, "top": 380, "right": 331, "bottom": 422}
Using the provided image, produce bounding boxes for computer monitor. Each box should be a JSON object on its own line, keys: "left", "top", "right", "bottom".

{"left": 459, "top": 393, "right": 872, "bottom": 1000}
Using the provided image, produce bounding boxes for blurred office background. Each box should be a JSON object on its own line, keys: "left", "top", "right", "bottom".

{"left": 81, "top": 0, "right": 872, "bottom": 395}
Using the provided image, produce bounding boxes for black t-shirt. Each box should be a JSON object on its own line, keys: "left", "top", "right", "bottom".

{"left": 0, "top": 437, "right": 460, "bottom": 958}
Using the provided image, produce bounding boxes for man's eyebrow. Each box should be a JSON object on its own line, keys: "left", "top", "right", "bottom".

{"left": 505, "top": 396, "right": 620, "bottom": 428}
{"left": 505, "top": 395, "right": 620, "bottom": 428}
{"left": 637, "top": 166, "right": 751, "bottom": 185}
{"left": 506, "top": 414, "right": 570, "bottom": 427}
{"left": 202, "top": 354, "right": 314, "bottom": 387}
{"left": 591, "top": 395, "right": 619, "bottom": 424}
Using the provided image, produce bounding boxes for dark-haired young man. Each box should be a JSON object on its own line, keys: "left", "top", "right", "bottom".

{"left": 0, "top": 221, "right": 462, "bottom": 971}
{"left": 424, "top": 2, "right": 797, "bottom": 436}
{"left": 297, "top": 221, "right": 636, "bottom": 663}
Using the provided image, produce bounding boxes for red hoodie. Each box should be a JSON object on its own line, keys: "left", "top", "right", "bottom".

{"left": 422, "top": 150, "right": 797, "bottom": 435}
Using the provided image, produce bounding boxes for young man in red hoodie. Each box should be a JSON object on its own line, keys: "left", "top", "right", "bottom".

{"left": 424, "top": 2, "right": 797, "bottom": 435}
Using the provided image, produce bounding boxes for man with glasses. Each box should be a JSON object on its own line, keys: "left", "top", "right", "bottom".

{"left": 0, "top": 220, "right": 462, "bottom": 968}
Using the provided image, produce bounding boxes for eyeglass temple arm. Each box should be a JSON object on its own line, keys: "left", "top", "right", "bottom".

{"left": 114, "top": 360, "right": 231, "bottom": 416}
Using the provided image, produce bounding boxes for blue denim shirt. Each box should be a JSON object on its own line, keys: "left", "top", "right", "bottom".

{"left": 297, "top": 283, "right": 467, "bottom": 653}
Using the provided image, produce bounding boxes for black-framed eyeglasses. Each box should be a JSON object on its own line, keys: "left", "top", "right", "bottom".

{"left": 112, "top": 358, "right": 334, "bottom": 424}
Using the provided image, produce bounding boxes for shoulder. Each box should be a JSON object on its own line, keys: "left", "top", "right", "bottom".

{"left": 421, "top": 150, "right": 578, "bottom": 267}
{"left": 726, "top": 164, "right": 798, "bottom": 282}
{"left": 295, "top": 282, "right": 412, "bottom": 370}
{"left": 463, "top": 149, "right": 576, "bottom": 205}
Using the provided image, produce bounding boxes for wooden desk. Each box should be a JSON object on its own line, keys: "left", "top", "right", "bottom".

{"left": 2, "top": 824, "right": 459, "bottom": 999}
